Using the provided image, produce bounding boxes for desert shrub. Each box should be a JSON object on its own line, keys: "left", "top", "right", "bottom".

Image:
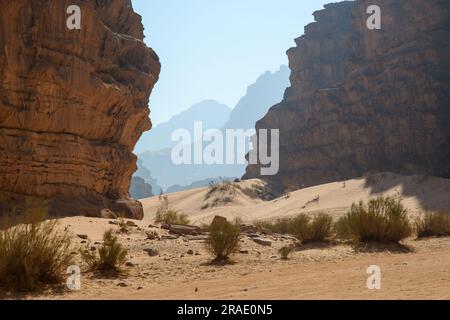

{"left": 241, "top": 182, "right": 278, "bottom": 201}
{"left": 205, "top": 220, "right": 240, "bottom": 262}
{"left": 254, "top": 218, "right": 291, "bottom": 234}
{"left": 0, "top": 206, "right": 73, "bottom": 292}
{"left": 202, "top": 180, "right": 238, "bottom": 210}
{"left": 80, "top": 229, "right": 127, "bottom": 271}
{"left": 154, "top": 195, "right": 190, "bottom": 225}
{"left": 233, "top": 216, "right": 244, "bottom": 226}
{"left": 335, "top": 197, "right": 412, "bottom": 244}
{"left": 254, "top": 213, "right": 332, "bottom": 242}
{"left": 307, "top": 213, "right": 333, "bottom": 242}
{"left": 289, "top": 213, "right": 332, "bottom": 243}
{"left": 155, "top": 209, "right": 189, "bottom": 225}
{"left": 278, "top": 245, "right": 295, "bottom": 260}
{"left": 416, "top": 211, "right": 450, "bottom": 238}
{"left": 205, "top": 180, "right": 236, "bottom": 199}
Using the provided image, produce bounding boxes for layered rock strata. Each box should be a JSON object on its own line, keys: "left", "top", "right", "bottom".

{"left": 0, "top": 0, "right": 160, "bottom": 218}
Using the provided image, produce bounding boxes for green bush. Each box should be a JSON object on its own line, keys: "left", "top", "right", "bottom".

{"left": 335, "top": 197, "right": 412, "bottom": 244}
{"left": 155, "top": 209, "right": 190, "bottom": 225}
{"left": 416, "top": 211, "right": 450, "bottom": 238}
{"left": 254, "top": 218, "right": 291, "bottom": 234}
{"left": 154, "top": 195, "right": 190, "bottom": 225}
{"left": 81, "top": 229, "right": 127, "bottom": 271}
{"left": 0, "top": 213, "right": 73, "bottom": 292}
{"left": 205, "top": 220, "right": 240, "bottom": 262}
{"left": 255, "top": 214, "right": 332, "bottom": 243}
{"left": 289, "top": 213, "right": 332, "bottom": 243}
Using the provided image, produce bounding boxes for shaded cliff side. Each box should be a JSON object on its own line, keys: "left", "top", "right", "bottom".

{"left": 245, "top": 0, "right": 450, "bottom": 190}
{"left": 0, "top": 0, "right": 160, "bottom": 218}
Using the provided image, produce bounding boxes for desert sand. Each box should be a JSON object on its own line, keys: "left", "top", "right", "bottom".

{"left": 9, "top": 173, "right": 450, "bottom": 300}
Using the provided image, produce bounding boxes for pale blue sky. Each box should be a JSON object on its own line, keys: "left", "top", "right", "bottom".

{"left": 132, "top": 0, "right": 331, "bottom": 125}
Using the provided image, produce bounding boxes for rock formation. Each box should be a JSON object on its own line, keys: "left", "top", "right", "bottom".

{"left": 0, "top": 0, "right": 160, "bottom": 219}
{"left": 245, "top": 0, "right": 450, "bottom": 190}
{"left": 130, "top": 176, "right": 153, "bottom": 200}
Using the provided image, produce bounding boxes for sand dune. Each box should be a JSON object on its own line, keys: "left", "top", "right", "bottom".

{"left": 141, "top": 172, "right": 450, "bottom": 225}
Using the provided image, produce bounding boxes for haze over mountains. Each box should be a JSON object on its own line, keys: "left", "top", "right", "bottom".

{"left": 134, "top": 100, "right": 231, "bottom": 154}
{"left": 133, "top": 65, "right": 290, "bottom": 193}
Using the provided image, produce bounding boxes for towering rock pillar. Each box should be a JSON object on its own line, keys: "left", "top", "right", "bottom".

{"left": 245, "top": 0, "right": 450, "bottom": 190}
{"left": 0, "top": 0, "right": 160, "bottom": 219}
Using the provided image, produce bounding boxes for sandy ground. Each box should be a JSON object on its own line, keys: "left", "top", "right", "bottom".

{"left": 4, "top": 173, "right": 450, "bottom": 300}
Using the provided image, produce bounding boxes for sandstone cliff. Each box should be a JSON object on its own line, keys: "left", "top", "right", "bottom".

{"left": 245, "top": 0, "right": 450, "bottom": 190}
{"left": 0, "top": 0, "right": 160, "bottom": 219}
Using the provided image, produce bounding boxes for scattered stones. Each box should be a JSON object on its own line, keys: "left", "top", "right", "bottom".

{"left": 186, "top": 235, "right": 208, "bottom": 241}
{"left": 187, "top": 249, "right": 194, "bottom": 255}
{"left": 260, "top": 228, "right": 273, "bottom": 235}
{"left": 77, "top": 234, "right": 88, "bottom": 240}
{"left": 239, "top": 224, "right": 259, "bottom": 233}
{"left": 137, "top": 286, "right": 144, "bottom": 290}
{"left": 253, "top": 238, "right": 272, "bottom": 246}
{"left": 169, "top": 224, "right": 201, "bottom": 236}
{"left": 90, "top": 246, "right": 96, "bottom": 251}
{"left": 161, "top": 235, "right": 178, "bottom": 240}
{"left": 109, "top": 220, "right": 119, "bottom": 225}
{"left": 117, "top": 282, "right": 128, "bottom": 287}
{"left": 125, "top": 261, "right": 135, "bottom": 267}
{"left": 80, "top": 240, "right": 87, "bottom": 244}
{"left": 146, "top": 231, "right": 160, "bottom": 240}
{"left": 239, "top": 250, "right": 249, "bottom": 254}
{"left": 126, "top": 221, "right": 138, "bottom": 227}
{"left": 143, "top": 248, "right": 159, "bottom": 257}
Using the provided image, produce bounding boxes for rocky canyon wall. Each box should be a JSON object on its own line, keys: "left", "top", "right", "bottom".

{"left": 0, "top": 0, "right": 160, "bottom": 219}
{"left": 245, "top": 0, "right": 450, "bottom": 191}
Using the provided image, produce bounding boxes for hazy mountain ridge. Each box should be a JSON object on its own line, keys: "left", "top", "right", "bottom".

{"left": 135, "top": 66, "right": 289, "bottom": 191}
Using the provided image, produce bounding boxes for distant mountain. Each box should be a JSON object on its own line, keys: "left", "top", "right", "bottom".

{"left": 224, "top": 65, "right": 290, "bottom": 130}
{"left": 130, "top": 176, "right": 153, "bottom": 200}
{"left": 134, "top": 100, "right": 231, "bottom": 154}
{"left": 133, "top": 159, "right": 162, "bottom": 195}
{"left": 136, "top": 66, "right": 290, "bottom": 191}
{"left": 138, "top": 148, "right": 240, "bottom": 189}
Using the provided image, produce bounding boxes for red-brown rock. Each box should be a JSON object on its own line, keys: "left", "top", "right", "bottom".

{"left": 245, "top": 0, "right": 450, "bottom": 190}
{"left": 0, "top": 0, "right": 160, "bottom": 219}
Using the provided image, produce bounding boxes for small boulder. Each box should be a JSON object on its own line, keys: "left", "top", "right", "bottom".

{"left": 77, "top": 234, "right": 88, "bottom": 240}
{"left": 143, "top": 248, "right": 159, "bottom": 257}
{"left": 211, "top": 215, "right": 227, "bottom": 227}
{"left": 126, "top": 221, "right": 138, "bottom": 227}
{"left": 161, "top": 235, "right": 178, "bottom": 240}
{"left": 253, "top": 238, "right": 272, "bottom": 246}
{"left": 146, "top": 231, "right": 160, "bottom": 240}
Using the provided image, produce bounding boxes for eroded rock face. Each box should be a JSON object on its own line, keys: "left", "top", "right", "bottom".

{"left": 245, "top": 0, "right": 450, "bottom": 190}
{"left": 0, "top": 0, "right": 160, "bottom": 218}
